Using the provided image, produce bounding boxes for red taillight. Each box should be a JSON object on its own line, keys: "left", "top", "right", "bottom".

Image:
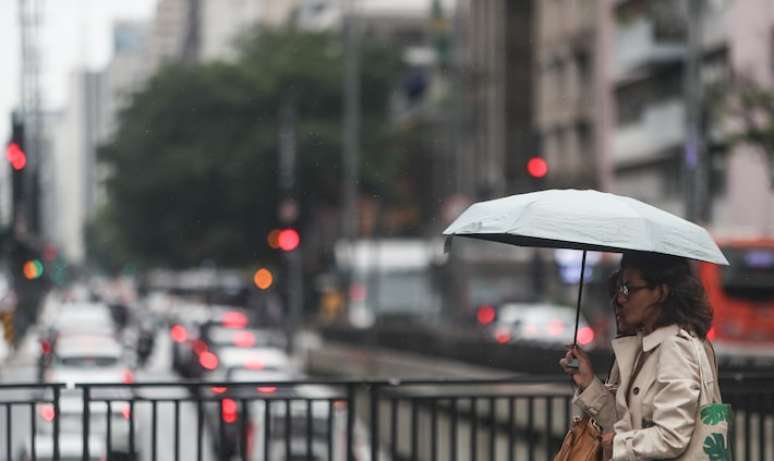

{"left": 192, "top": 339, "right": 208, "bottom": 355}
{"left": 170, "top": 324, "right": 188, "bottom": 343}
{"left": 39, "top": 404, "right": 55, "bottom": 422}
{"left": 211, "top": 386, "right": 228, "bottom": 394}
{"left": 477, "top": 305, "right": 496, "bottom": 325}
{"left": 199, "top": 351, "right": 219, "bottom": 370}
{"left": 547, "top": 319, "right": 565, "bottom": 337}
{"left": 234, "top": 330, "right": 256, "bottom": 347}
{"left": 122, "top": 403, "right": 131, "bottom": 420}
{"left": 40, "top": 340, "right": 52, "bottom": 354}
{"left": 707, "top": 326, "right": 716, "bottom": 341}
{"left": 349, "top": 283, "right": 367, "bottom": 303}
{"left": 494, "top": 328, "right": 511, "bottom": 344}
{"left": 245, "top": 360, "right": 264, "bottom": 370}
{"left": 257, "top": 386, "right": 277, "bottom": 394}
{"left": 577, "top": 326, "right": 595, "bottom": 346}
{"left": 222, "top": 311, "right": 248, "bottom": 328}
{"left": 221, "top": 398, "right": 238, "bottom": 424}
{"left": 123, "top": 370, "right": 135, "bottom": 384}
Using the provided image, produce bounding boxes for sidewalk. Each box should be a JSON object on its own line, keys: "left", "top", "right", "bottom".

{"left": 0, "top": 328, "right": 40, "bottom": 369}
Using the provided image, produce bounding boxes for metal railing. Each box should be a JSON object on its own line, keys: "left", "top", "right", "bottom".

{"left": 2, "top": 374, "right": 773, "bottom": 461}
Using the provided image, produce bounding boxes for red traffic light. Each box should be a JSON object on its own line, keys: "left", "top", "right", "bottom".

{"left": 527, "top": 157, "right": 548, "bottom": 179}
{"left": 6, "top": 142, "right": 27, "bottom": 171}
{"left": 278, "top": 228, "right": 300, "bottom": 252}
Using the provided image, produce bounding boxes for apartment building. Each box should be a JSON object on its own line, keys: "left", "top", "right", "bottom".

{"left": 609, "top": 0, "right": 773, "bottom": 235}
{"left": 456, "top": 0, "right": 536, "bottom": 199}
{"left": 536, "top": 0, "right": 613, "bottom": 192}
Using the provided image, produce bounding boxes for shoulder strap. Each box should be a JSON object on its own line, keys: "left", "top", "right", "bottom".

{"left": 690, "top": 336, "right": 717, "bottom": 405}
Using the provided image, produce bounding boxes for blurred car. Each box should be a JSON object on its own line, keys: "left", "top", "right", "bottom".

{"left": 487, "top": 302, "right": 596, "bottom": 348}
{"left": 38, "top": 302, "right": 120, "bottom": 378}
{"left": 204, "top": 382, "right": 381, "bottom": 461}
{"left": 44, "top": 334, "right": 135, "bottom": 385}
{"left": 206, "top": 326, "right": 287, "bottom": 353}
{"left": 168, "top": 303, "right": 213, "bottom": 377}
{"left": 169, "top": 306, "right": 252, "bottom": 378}
{"left": 46, "top": 302, "right": 117, "bottom": 336}
{"left": 213, "top": 346, "right": 292, "bottom": 374}
{"left": 204, "top": 365, "right": 297, "bottom": 460}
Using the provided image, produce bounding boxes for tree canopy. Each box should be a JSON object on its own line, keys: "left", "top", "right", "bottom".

{"left": 94, "top": 28, "right": 412, "bottom": 270}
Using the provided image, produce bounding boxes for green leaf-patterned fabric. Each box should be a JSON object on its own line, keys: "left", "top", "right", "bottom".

{"left": 703, "top": 433, "right": 731, "bottom": 461}
{"left": 701, "top": 404, "right": 730, "bottom": 425}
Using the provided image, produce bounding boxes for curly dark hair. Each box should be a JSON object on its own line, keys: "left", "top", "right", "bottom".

{"left": 619, "top": 251, "right": 714, "bottom": 339}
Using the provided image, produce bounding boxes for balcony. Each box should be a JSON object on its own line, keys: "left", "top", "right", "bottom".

{"left": 613, "top": 99, "right": 685, "bottom": 165}
{"left": 614, "top": 18, "right": 685, "bottom": 81}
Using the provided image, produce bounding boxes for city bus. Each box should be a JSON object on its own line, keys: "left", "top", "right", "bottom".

{"left": 697, "top": 238, "right": 774, "bottom": 366}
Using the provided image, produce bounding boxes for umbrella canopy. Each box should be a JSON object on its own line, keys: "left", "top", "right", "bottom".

{"left": 443, "top": 189, "right": 728, "bottom": 353}
{"left": 443, "top": 189, "right": 728, "bottom": 265}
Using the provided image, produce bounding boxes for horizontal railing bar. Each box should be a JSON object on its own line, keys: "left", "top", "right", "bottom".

{"left": 87, "top": 396, "right": 347, "bottom": 403}
{"left": 0, "top": 383, "right": 66, "bottom": 389}
{"left": 0, "top": 400, "right": 55, "bottom": 405}
{"left": 72, "top": 375, "right": 574, "bottom": 388}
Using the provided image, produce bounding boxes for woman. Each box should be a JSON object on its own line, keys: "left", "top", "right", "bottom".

{"left": 559, "top": 251, "right": 721, "bottom": 460}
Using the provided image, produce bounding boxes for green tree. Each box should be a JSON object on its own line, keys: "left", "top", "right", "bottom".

{"left": 717, "top": 76, "right": 774, "bottom": 181}
{"left": 94, "top": 29, "right": 405, "bottom": 270}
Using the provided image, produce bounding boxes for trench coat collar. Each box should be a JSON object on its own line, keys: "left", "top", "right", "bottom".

{"left": 642, "top": 324, "right": 680, "bottom": 352}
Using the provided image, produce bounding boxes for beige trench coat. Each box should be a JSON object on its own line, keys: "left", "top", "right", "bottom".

{"left": 574, "top": 324, "right": 720, "bottom": 461}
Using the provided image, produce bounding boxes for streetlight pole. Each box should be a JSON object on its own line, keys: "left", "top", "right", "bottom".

{"left": 279, "top": 96, "right": 302, "bottom": 353}
{"left": 341, "top": 0, "right": 361, "bottom": 322}
{"left": 684, "top": 0, "right": 706, "bottom": 223}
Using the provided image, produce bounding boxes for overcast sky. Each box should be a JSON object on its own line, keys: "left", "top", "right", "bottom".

{"left": 0, "top": 0, "right": 157, "bottom": 142}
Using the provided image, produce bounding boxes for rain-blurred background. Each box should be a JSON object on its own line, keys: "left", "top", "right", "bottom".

{"left": 2, "top": 0, "right": 774, "bottom": 370}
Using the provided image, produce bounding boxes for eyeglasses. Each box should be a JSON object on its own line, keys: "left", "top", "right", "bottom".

{"left": 612, "top": 281, "right": 651, "bottom": 300}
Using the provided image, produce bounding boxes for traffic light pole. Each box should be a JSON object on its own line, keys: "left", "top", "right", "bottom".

{"left": 279, "top": 96, "right": 303, "bottom": 354}
{"left": 684, "top": 0, "right": 707, "bottom": 223}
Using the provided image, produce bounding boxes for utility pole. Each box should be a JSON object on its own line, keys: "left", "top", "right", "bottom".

{"left": 18, "top": 0, "right": 43, "bottom": 235}
{"left": 278, "top": 96, "right": 302, "bottom": 353}
{"left": 341, "top": 0, "right": 361, "bottom": 321}
{"left": 684, "top": 0, "right": 706, "bottom": 223}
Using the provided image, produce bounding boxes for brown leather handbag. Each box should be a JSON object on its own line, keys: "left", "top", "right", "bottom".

{"left": 553, "top": 415, "right": 603, "bottom": 461}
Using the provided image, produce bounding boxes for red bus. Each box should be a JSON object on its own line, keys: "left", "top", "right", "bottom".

{"left": 697, "top": 238, "right": 774, "bottom": 365}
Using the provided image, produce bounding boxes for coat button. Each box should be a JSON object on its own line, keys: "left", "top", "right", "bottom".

{"left": 633, "top": 387, "right": 640, "bottom": 395}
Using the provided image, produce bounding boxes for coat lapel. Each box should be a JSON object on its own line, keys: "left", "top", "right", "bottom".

{"left": 611, "top": 335, "right": 641, "bottom": 391}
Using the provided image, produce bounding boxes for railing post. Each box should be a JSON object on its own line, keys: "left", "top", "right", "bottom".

{"left": 82, "top": 385, "right": 90, "bottom": 461}
{"left": 370, "top": 383, "right": 380, "bottom": 461}
{"left": 53, "top": 385, "right": 60, "bottom": 461}
{"left": 346, "top": 383, "right": 355, "bottom": 461}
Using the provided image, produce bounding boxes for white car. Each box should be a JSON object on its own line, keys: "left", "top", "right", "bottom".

{"left": 46, "top": 334, "right": 134, "bottom": 385}
{"left": 47, "top": 302, "right": 116, "bottom": 337}
{"left": 212, "top": 346, "right": 293, "bottom": 375}
{"left": 489, "top": 302, "right": 596, "bottom": 348}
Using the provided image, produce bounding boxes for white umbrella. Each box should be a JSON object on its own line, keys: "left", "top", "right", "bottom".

{"left": 442, "top": 189, "right": 729, "bottom": 350}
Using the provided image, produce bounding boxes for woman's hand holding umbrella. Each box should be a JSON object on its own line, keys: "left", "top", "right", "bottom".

{"left": 559, "top": 345, "right": 594, "bottom": 391}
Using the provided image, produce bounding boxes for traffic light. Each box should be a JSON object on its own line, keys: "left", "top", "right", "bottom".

{"left": 253, "top": 267, "right": 273, "bottom": 290}
{"left": 277, "top": 228, "right": 300, "bottom": 252}
{"left": 7, "top": 114, "right": 26, "bottom": 171}
{"left": 1, "top": 311, "right": 14, "bottom": 344}
{"left": 22, "top": 259, "right": 44, "bottom": 280}
{"left": 527, "top": 156, "right": 548, "bottom": 179}
{"left": 6, "top": 142, "right": 26, "bottom": 170}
